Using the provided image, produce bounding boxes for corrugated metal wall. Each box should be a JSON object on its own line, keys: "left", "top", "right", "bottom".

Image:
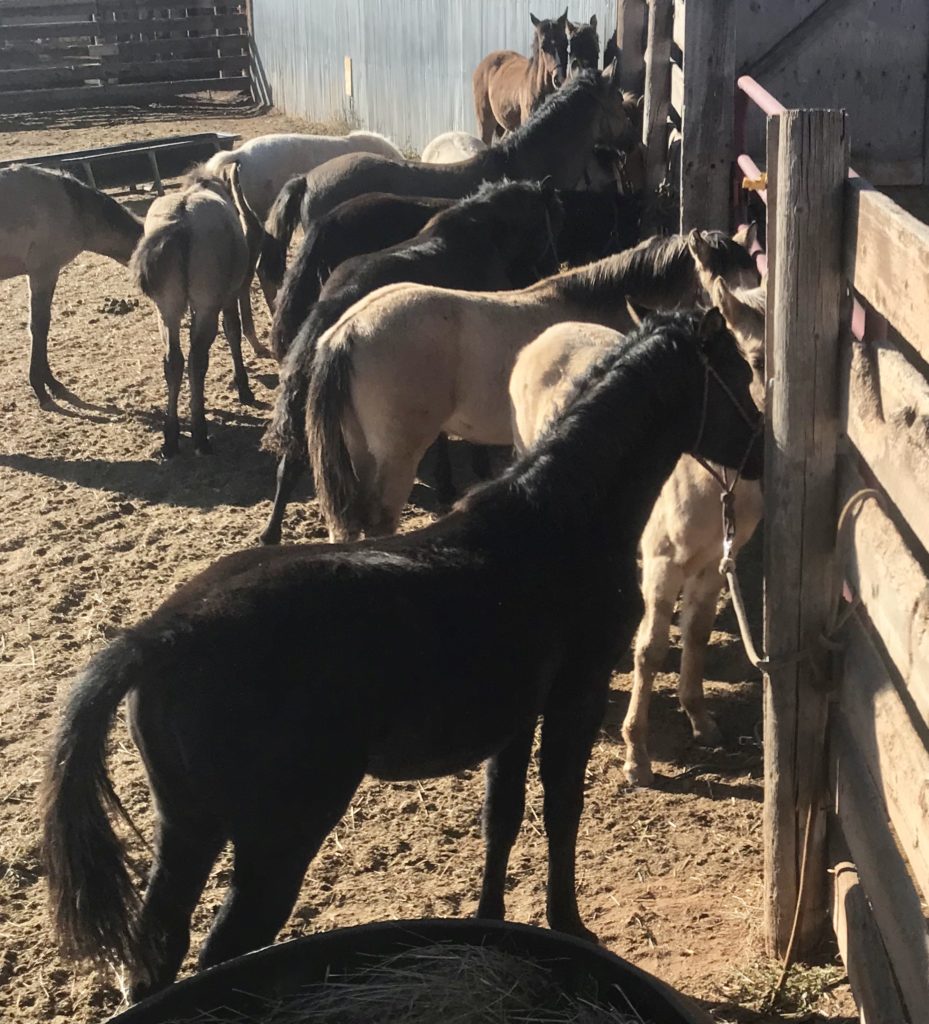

{"left": 250, "top": 0, "right": 617, "bottom": 152}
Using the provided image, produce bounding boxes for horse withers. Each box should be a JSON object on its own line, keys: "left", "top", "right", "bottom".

{"left": 42, "top": 309, "right": 762, "bottom": 1002}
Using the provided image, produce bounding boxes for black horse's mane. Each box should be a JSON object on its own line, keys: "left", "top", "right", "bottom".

{"left": 496, "top": 71, "right": 601, "bottom": 159}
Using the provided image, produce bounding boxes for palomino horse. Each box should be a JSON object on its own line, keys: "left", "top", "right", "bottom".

{"left": 132, "top": 167, "right": 251, "bottom": 456}
{"left": 259, "top": 66, "right": 638, "bottom": 297}
{"left": 421, "top": 131, "right": 488, "bottom": 163}
{"left": 0, "top": 164, "right": 142, "bottom": 406}
{"left": 472, "top": 10, "right": 569, "bottom": 145}
{"left": 42, "top": 309, "right": 762, "bottom": 1001}
{"left": 259, "top": 180, "right": 566, "bottom": 544}
{"left": 568, "top": 15, "right": 600, "bottom": 73}
{"left": 509, "top": 232, "right": 766, "bottom": 788}
{"left": 306, "top": 230, "right": 758, "bottom": 542}
{"left": 205, "top": 131, "right": 403, "bottom": 344}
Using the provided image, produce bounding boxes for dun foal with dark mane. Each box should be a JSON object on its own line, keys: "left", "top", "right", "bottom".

{"left": 259, "top": 66, "right": 637, "bottom": 297}
{"left": 0, "top": 164, "right": 143, "bottom": 406}
{"left": 43, "top": 309, "right": 761, "bottom": 1001}
{"left": 472, "top": 10, "right": 569, "bottom": 144}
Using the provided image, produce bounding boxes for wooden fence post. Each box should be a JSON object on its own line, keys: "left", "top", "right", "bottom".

{"left": 763, "top": 108, "right": 849, "bottom": 958}
{"left": 641, "top": 0, "right": 672, "bottom": 234}
{"left": 678, "top": 0, "right": 735, "bottom": 232}
{"left": 616, "top": 0, "right": 646, "bottom": 94}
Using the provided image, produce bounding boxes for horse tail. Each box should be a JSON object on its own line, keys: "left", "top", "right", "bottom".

{"left": 41, "top": 638, "right": 153, "bottom": 972}
{"left": 204, "top": 148, "right": 240, "bottom": 177}
{"left": 307, "top": 329, "right": 366, "bottom": 539}
{"left": 227, "top": 162, "right": 263, "bottom": 239}
{"left": 131, "top": 218, "right": 189, "bottom": 308}
{"left": 260, "top": 173, "right": 308, "bottom": 295}
{"left": 268, "top": 221, "right": 326, "bottom": 360}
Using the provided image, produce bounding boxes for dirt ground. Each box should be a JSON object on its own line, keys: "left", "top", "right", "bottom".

{"left": 0, "top": 94, "right": 857, "bottom": 1024}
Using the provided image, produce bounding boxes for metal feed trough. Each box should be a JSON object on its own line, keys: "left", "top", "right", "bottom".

{"left": 0, "top": 131, "right": 239, "bottom": 193}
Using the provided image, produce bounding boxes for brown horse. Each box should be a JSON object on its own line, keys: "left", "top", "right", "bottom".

{"left": 306, "top": 230, "right": 758, "bottom": 542}
{"left": 472, "top": 10, "right": 569, "bottom": 145}
{"left": 0, "top": 164, "right": 143, "bottom": 406}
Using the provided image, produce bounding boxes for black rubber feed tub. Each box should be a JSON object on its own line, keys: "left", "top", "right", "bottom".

{"left": 109, "top": 918, "right": 709, "bottom": 1023}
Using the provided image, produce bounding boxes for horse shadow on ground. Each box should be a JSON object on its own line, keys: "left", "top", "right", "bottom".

{"left": 0, "top": 410, "right": 298, "bottom": 511}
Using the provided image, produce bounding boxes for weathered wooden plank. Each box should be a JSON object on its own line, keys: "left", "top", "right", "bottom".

{"left": 113, "top": 32, "right": 247, "bottom": 59}
{"left": 0, "top": 63, "right": 99, "bottom": 89}
{"left": 0, "top": 1, "right": 95, "bottom": 20}
{"left": 0, "top": 20, "right": 95, "bottom": 40}
{"left": 616, "top": 0, "right": 646, "bottom": 94}
{"left": 844, "top": 176, "right": 929, "bottom": 365}
{"left": 839, "top": 615, "right": 929, "bottom": 906}
{"left": 841, "top": 333, "right": 929, "bottom": 556}
{"left": 763, "top": 109, "right": 848, "bottom": 959}
{"left": 93, "top": 12, "right": 246, "bottom": 37}
{"left": 829, "top": 854, "right": 908, "bottom": 1024}
{"left": 0, "top": 74, "right": 248, "bottom": 112}
{"left": 672, "top": 0, "right": 684, "bottom": 50}
{"left": 113, "top": 53, "right": 248, "bottom": 83}
{"left": 831, "top": 714, "right": 929, "bottom": 1021}
{"left": 837, "top": 457, "right": 929, "bottom": 727}
{"left": 641, "top": 0, "right": 672, "bottom": 232}
{"left": 678, "top": 0, "right": 735, "bottom": 232}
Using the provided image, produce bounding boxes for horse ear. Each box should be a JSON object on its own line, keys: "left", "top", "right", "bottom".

{"left": 603, "top": 56, "right": 621, "bottom": 90}
{"left": 687, "top": 227, "right": 713, "bottom": 271}
{"left": 733, "top": 221, "right": 758, "bottom": 250}
{"left": 590, "top": 14, "right": 597, "bottom": 29}
{"left": 698, "top": 307, "right": 727, "bottom": 344}
{"left": 530, "top": 12, "right": 540, "bottom": 27}
{"left": 566, "top": 18, "right": 577, "bottom": 36}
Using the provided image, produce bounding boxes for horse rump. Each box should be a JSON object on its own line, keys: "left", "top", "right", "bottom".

{"left": 130, "top": 219, "right": 188, "bottom": 302}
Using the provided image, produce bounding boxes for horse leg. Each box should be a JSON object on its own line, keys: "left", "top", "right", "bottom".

{"left": 222, "top": 302, "right": 254, "bottom": 405}
{"left": 27, "top": 269, "right": 59, "bottom": 406}
{"left": 128, "top": 816, "right": 225, "bottom": 1002}
{"left": 188, "top": 311, "right": 219, "bottom": 455}
{"left": 240, "top": 232, "right": 273, "bottom": 359}
{"left": 259, "top": 452, "right": 306, "bottom": 546}
{"left": 677, "top": 566, "right": 726, "bottom": 747}
{"left": 161, "top": 318, "right": 185, "bottom": 457}
{"left": 476, "top": 726, "right": 536, "bottom": 920}
{"left": 428, "top": 433, "right": 456, "bottom": 507}
{"left": 622, "top": 557, "right": 684, "bottom": 787}
{"left": 363, "top": 449, "right": 421, "bottom": 538}
{"left": 197, "top": 760, "right": 364, "bottom": 970}
{"left": 539, "top": 675, "right": 610, "bottom": 943}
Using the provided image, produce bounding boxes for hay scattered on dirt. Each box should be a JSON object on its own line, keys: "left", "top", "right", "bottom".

{"left": 171, "top": 943, "right": 650, "bottom": 1024}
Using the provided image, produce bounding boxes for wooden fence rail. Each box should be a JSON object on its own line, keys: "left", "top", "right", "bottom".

{"left": 0, "top": 0, "right": 249, "bottom": 111}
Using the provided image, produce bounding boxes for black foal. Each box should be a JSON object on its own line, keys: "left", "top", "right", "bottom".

{"left": 42, "top": 309, "right": 762, "bottom": 1002}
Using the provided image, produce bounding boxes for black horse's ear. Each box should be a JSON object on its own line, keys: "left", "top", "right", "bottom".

{"left": 530, "top": 12, "right": 540, "bottom": 27}
{"left": 566, "top": 18, "right": 577, "bottom": 36}
{"left": 604, "top": 56, "right": 621, "bottom": 90}
{"left": 590, "top": 14, "right": 598, "bottom": 29}
{"left": 558, "top": 7, "right": 568, "bottom": 25}
{"left": 698, "top": 307, "right": 727, "bottom": 346}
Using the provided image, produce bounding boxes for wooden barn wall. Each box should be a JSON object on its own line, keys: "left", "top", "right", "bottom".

{"left": 735, "top": 0, "right": 929, "bottom": 186}
{"left": 249, "top": 0, "right": 616, "bottom": 153}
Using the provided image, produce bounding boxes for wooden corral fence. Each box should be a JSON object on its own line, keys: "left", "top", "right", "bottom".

{"left": 0, "top": 0, "right": 250, "bottom": 113}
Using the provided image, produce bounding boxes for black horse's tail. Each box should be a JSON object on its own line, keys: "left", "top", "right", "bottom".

{"left": 41, "top": 638, "right": 153, "bottom": 972}
{"left": 260, "top": 173, "right": 308, "bottom": 298}
{"left": 307, "top": 330, "right": 366, "bottom": 539}
{"left": 268, "top": 220, "right": 327, "bottom": 361}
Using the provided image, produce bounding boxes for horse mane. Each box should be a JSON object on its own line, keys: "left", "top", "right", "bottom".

{"left": 179, "top": 163, "right": 233, "bottom": 200}
{"left": 549, "top": 231, "right": 751, "bottom": 310}
{"left": 496, "top": 72, "right": 599, "bottom": 158}
{"left": 54, "top": 167, "right": 143, "bottom": 229}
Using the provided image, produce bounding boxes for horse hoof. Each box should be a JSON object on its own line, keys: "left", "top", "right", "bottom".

{"left": 161, "top": 441, "right": 180, "bottom": 458}
{"left": 194, "top": 440, "right": 214, "bottom": 456}
{"left": 550, "top": 917, "right": 599, "bottom": 946}
{"left": 238, "top": 387, "right": 256, "bottom": 405}
{"left": 259, "top": 527, "right": 281, "bottom": 546}
{"left": 251, "top": 343, "right": 274, "bottom": 360}
{"left": 623, "top": 761, "right": 655, "bottom": 787}
{"left": 692, "top": 717, "right": 723, "bottom": 748}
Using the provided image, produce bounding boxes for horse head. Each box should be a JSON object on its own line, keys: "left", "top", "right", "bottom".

{"left": 530, "top": 9, "right": 569, "bottom": 87}
{"left": 688, "top": 308, "right": 764, "bottom": 480}
{"left": 594, "top": 61, "right": 640, "bottom": 154}
{"left": 567, "top": 15, "right": 600, "bottom": 76}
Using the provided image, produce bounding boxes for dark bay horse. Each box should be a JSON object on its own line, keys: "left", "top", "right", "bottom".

{"left": 472, "top": 10, "right": 569, "bottom": 145}
{"left": 0, "top": 164, "right": 143, "bottom": 406}
{"left": 259, "top": 180, "right": 565, "bottom": 544}
{"left": 568, "top": 15, "right": 601, "bottom": 73}
{"left": 259, "top": 66, "right": 637, "bottom": 297}
{"left": 42, "top": 309, "right": 762, "bottom": 1001}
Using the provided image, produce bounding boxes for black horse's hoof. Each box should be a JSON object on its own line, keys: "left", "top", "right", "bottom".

{"left": 259, "top": 526, "right": 281, "bottom": 546}
{"left": 161, "top": 440, "right": 180, "bottom": 458}
{"left": 194, "top": 439, "right": 214, "bottom": 456}
{"left": 237, "top": 387, "right": 256, "bottom": 406}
